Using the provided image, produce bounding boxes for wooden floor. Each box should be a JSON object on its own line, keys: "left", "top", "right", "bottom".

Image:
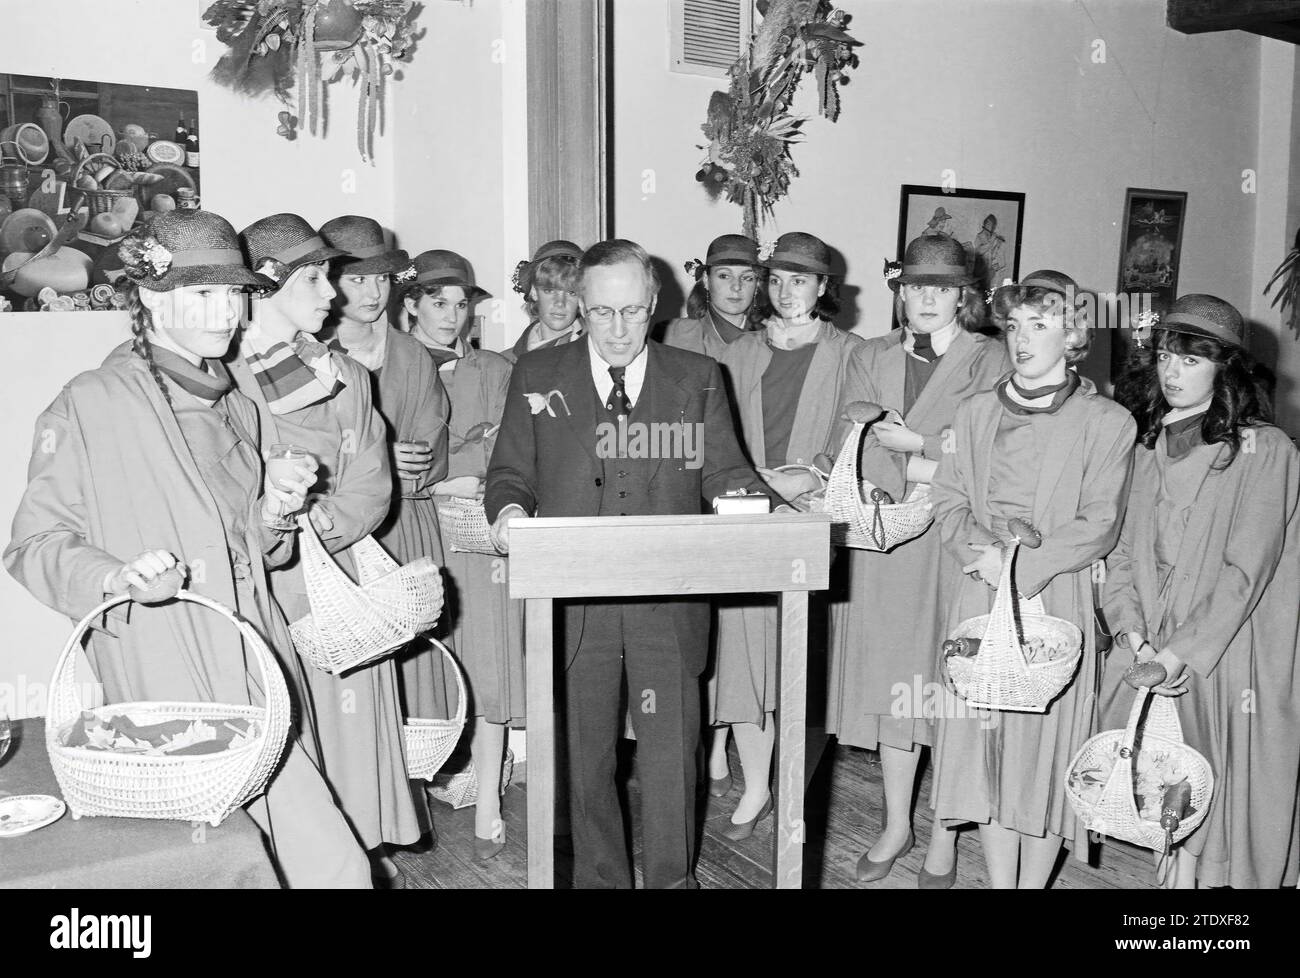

{"left": 394, "top": 742, "right": 1159, "bottom": 889}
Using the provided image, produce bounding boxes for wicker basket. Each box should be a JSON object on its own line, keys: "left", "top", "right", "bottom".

{"left": 429, "top": 748, "right": 516, "bottom": 809}
{"left": 289, "top": 515, "right": 444, "bottom": 675}
{"left": 1066, "top": 686, "right": 1214, "bottom": 851}
{"left": 434, "top": 495, "right": 502, "bottom": 555}
{"left": 946, "top": 538, "right": 1083, "bottom": 713}
{"left": 825, "top": 421, "right": 933, "bottom": 550}
{"left": 404, "top": 639, "right": 468, "bottom": 780}
{"left": 70, "top": 152, "right": 133, "bottom": 217}
{"left": 45, "top": 589, "right": 291, "bottom": 826}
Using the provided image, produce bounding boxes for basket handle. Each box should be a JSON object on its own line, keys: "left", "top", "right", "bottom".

{"left": 44, "top": 588, "right": 291, "bottom": 775}
{"left": 70, "top": 151, "right": 120, "bottom": 189}
{"left": 975, "top": 539, "right": 1031, "bottom": 672}
{"left": 295, "top": 512, "right": 367, "bottom": 606}
{"left": 427, "top": 637, "right": 468, "bottom": 725}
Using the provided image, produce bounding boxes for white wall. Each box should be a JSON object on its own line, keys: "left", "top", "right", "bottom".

{"left": 614, "top": 0, "right": 1262, "bottom": 346}
{"left": 390, "top": 0, "right": 533, "bottom": 352}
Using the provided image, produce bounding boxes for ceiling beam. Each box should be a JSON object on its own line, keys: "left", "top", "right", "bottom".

{"left": 1168, "top": 0, "right": 1300, "bottom": 34}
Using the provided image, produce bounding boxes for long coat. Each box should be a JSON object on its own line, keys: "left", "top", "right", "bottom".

{"left": 364, "top": 327, "right": 454, "bottom": 725}
{"left": 827, "top": 329, "right": 1009, "bottom": 749}
{"left": 1098, "top": 426, "right": 1300, "bottom": 888}
{"left": 709, "top": 322, "right": 868, "bottom": 725}
{"left": 4, "top": 342, "right": 370, "bottom": 887}
{"left": 928, "top": 377, "right": 1135, "bottom": 851}
{"left": 438, "top": 343, "right": 525, "bottom": 724}
{"left": 227, "top": 340, "right": 421, "bottom": 850}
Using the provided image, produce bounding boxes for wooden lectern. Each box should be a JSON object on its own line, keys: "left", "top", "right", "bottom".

{"left": 508, "top": 513, "right": 831, "bottom": 889}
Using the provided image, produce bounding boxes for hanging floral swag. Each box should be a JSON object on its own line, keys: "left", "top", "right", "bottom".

{"left": 203, "top": 0, "right": 421, "bottom": 161}
{"left": 696, "top": 0, "right": 860, "bottom": 246}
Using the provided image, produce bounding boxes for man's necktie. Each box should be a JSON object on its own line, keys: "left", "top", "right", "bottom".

{"left": 911, "top": 330, "right": 938, "bottom": 363}
{"left": 607, "top": 365, "right": 632, "bottom": 417}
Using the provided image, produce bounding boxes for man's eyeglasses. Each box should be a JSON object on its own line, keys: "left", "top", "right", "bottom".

{"left": 584, "top": 305, "right": 652, "bottom": 326}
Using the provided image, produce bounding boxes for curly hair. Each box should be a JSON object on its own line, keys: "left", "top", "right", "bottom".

{"left": 992, "top": 284, "right": 1089, "bottom": 363}
{"left": 522, "top": 256, "right": 581, "bottom": 321}
{"left": 893, "top": 284, "right": 990, "bottom": 335}
{"left": 1115, "top": 327, "right": 1273, "bottom": 468}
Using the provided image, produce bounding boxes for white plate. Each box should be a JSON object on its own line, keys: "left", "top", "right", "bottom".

{"left": 145, "top": 140, "right": 185, "bottom": 165}
{"left": 0, "top": 794, "right": 66, "bottom": 837}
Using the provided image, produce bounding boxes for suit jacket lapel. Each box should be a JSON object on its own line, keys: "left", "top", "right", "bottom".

{"left": 634, "top": 344, "right": 687, "bottom": 483}
{"left": 559, "top": 341, "right": 602, "bottom": 467}
{"left": 907, "top": 328, "right": 974, "bottom": 426}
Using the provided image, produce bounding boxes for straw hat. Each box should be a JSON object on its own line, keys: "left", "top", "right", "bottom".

{"left": 319, "top": 214, "right": 410, "bottom": 276}
{"left": 1159, "top": 293, "right": 1246, "bottom": 350}
{"left": 889, "top": 236, "right": 977, "bottom": 290}
{"left": 118, "top": 210, "right": 265, "bottom": 292}
{"left": 239, "top": 213, "right": 347, "bottom": 291}
{"left": 408, "top": 249, "right": 491, "bottom": 302}
{"left": 761, "top": 231, "right": 833, "bottom": 276}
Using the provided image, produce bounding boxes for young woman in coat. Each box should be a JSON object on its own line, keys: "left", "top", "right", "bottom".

{"left": 827, "top": 236, "right": 1008, "bottom": 887}
{"left": 928, "top": 270, "right": 1136, "bottom": 888}
{"left": 503, "top": 240, "right": 585, "bottom": 364}
{"left": 229, "top": 213, "right": 418, "bottom": 885}
{"left": 709, "top": 231, "right": 868, "bottom": 837}
{"left": 662, "top": 234, "right": 762, "bottom": 360}
{"left": 405, "top": 249, "right": 525, "bottom": 860}
{"left": 4, "top": 212, "right": 371, "bottom": 887}
{"left": 1101, "top": 294, "right": 1300, "bottom": 889}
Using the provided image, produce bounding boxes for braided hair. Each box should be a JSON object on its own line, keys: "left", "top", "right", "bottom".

{"left": 118, "top": 231, "right": 173, "bottom": 407}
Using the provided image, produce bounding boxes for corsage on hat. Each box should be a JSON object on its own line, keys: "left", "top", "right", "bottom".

{"left": 512, "top": 239, "right": 583, "bottom": 296}
{"left": 319, "top": 215, "right": 410, "bottom": 276}
{"left": 118, "top": 211, "right": 265, "bottom": 292}
{"left": 888, "top": 236, "right": 977, "bottom": 291}
{"left": 1157, "top": 293, "right": 1246, "bottom": 350}
{"left": 240, "top": 213, "right": 348, "bottom": 291}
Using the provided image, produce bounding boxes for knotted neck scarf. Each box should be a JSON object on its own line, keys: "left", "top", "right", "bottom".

{"left": 242, "top": 325, "right": 346, "bottom": 416}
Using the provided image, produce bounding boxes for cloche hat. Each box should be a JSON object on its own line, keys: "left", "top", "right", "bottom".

{"left": 761, "top": 231, "right": 833, "bottom": 276}
{"left": 239, "top": 213, "right": 347, "bottom": 291}
{"left": 319, "top": 215, "right": 410, "bottom": 276}
{"left": 888, "top": 236, "right": 977, "bottom": 290}
{"left": 118, "top": 210, "right": 265, "bottom": 292}
{"left": 407, "top": 249, "right": 490, "bottom": 302}
{"left": 512, "top": 239, "right": 583, "bottom": 295}
{"left": 1158, "top": 293, "right": 1246, "bottom": 350}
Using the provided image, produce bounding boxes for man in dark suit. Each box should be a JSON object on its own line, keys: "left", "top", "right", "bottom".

{"left": 485, "top": 239, "right": 779, "bottom": 889}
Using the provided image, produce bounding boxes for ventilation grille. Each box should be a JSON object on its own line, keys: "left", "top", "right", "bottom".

{"left": 671, "top": 0, "right": 752, "bottom": 77}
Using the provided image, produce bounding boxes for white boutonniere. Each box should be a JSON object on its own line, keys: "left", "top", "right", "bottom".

{"left": 525, "top": 389, "right": 572, "bottom": 417}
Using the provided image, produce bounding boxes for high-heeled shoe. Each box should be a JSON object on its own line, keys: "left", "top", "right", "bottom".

{"left": 474, "top": 830, "right": 506, "bottom": 862}
{"left": 721, "top": 795, "right": 773, "bottom": 842}
{"left": 707, "top": 773, "right": 733, "bottom": 798}
{"left": 855, "top": 832, "right": 915, "bottom": 882}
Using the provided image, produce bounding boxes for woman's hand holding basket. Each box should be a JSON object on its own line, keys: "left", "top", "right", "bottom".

{"left": 1128, "top": 641, "right": 1189, "bottom": 698}
{"left": 105, "top": 551, "right": 184, "bottom": 602}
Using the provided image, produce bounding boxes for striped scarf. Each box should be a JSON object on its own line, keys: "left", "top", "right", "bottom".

{"left": 243, "top": 327, "right": 345, "bottom": 416}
